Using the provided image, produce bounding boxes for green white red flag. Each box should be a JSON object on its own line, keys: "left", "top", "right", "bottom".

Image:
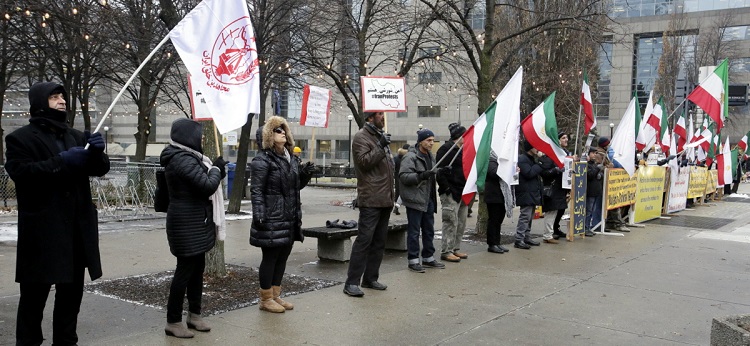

{"left": 581, "top": 70, "right": 596, "bottom": 135}
{"left": 636, "top": 91, "right": 657, "bottom": 151}
{"left": 674, "top": 107, "right": 687, "bottom": 152}
{"left": 521, "top": 92, "right": 567, "bottom": 168}
{"left": 717, "top": 137, "right": 734, "bottom": 185}
{"left": 462, "top": 67, "right": 523, "bottom": 205}
{"left": 687, "top": 59, "right": 728, "bottom": 132}
{"left": 738, "top": 131, "right": 750, "bottom": 152}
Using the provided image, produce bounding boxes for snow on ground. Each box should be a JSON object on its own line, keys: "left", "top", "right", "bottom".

{"left": 0, "top": 224, "right": 17, "bottom": 242}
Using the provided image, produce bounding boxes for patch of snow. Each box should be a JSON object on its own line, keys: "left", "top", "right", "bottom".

{"left": 728, "top": 193, "right": 750, "bottom": 198}
{"left": 0, "top": 224, "right": 17, "bottom": 242}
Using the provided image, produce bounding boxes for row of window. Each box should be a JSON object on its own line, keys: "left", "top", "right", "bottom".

{"left": 612, "top": 0, "right": 750, "bottom": 18}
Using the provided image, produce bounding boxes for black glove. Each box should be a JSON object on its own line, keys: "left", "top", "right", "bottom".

{"left": 554, "top": 166, "right": 565, "bottom": 174}
{"left": 419, "top": 170, "right": 436, "bottom": 180}
{"left": 302, "top": 161, "right": 315, "bottom": 175}
{"left": 213, "top": 156, "right": 227, "bottom": 178}
{"left": 85, "top": 131, "right": 105, "bottom": 153}
{"left": 438, "top": 166, "right": 452, "bottom": 176}
{"left": 378, "top": 133, "right": 391, "bottom": 148}
{"left": 60, "top": 147, "right": 90, "bottom": 168}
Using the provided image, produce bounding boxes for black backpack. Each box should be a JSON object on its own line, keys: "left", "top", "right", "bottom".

{"left": 154, "top": 170, "right": 169, "bottom": 212}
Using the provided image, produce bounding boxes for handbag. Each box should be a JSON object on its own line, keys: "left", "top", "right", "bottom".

{"left": 154, "top": 170, "right": 170, "bottom": 212}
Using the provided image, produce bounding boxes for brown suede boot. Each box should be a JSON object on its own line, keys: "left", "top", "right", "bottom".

{"left": 186, "top": 312, "right": 211, "bottom": 332}
{"left": 165, "top": 322, "right": 195, "bottom": 338}
{"left": 259, "top": 288, "right": 285, "bottom": 313}
{"left": 272, "top": 285, "right": 294, "bottom": 310}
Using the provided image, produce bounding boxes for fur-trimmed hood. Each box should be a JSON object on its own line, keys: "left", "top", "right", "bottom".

{"left": 262, "top": 116, "right": 295, "bottom": 151}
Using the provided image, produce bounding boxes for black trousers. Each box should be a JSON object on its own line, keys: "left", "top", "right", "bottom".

{"left": 486, "top": 202, "right": 507, "bottom": 246}
{"left": 346, "top": 207, "right": 391, "bottom": 285}
{"left": 16, "top": 267, "right": 84, "bottom": 346}
{"left": 259, "top": 244, "right": 293, "bottom": 289}
{"left": 167, "top": 254, "right": 205, "bottom": 323}
{"left": 553, "top": 209, "right": 565, "bottom": 231}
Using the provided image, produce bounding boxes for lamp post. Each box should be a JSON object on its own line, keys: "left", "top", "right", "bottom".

{"left": 418, "top": 123, "right": 423, "bottom": 130}
{"left": 103, "top": 126, "right": 109, "bottom": 154}
{"left": 347, "top": 115, "right": 353, "bottom": 170}
{"left": 609, "top": 123, "right": 614, "bottom": 138}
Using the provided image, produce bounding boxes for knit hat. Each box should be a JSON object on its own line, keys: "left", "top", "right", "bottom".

{"left": 402, "top": 143, "right": 410, "bottom": 150}
{"left": 417, "top": 128, "right": 435, "bottom": 143}
{"left": 588, "top": 147, "right": 599, "bottom": 154}
{"left": 364, "top": 112, "right": 378, "bottom": 121}
{"left": 558, "top": 131, "right": 568, "bottom": 139}
{"left": 598, "top": 137, "right": 610, "bottom": 148}
{"left": 448, "top": 122, "right": 467, "bottom": 140}
{"left": 523, "top": 140, "right": 534, "bottom": 152}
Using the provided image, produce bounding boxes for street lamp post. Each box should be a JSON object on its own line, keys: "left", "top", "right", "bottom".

{"left": 609, "top": 123, "right": 614, "bottom": 138}
{"left": 418, "top": 123, "right": 423, "bottom": 130}
{"left": 103, "top": 126, "right": 109, "bottom": 154}
{"left": 347, "top": 115, "right": 353, "bottom": 170}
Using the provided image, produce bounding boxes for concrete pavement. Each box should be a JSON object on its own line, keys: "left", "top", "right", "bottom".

{"left": 2, "top": 185, "right": 750, "bottom": 345}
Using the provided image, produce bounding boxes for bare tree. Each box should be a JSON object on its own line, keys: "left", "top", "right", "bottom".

{"left": 0, "top": 2, "right": 29, "bottom": 163}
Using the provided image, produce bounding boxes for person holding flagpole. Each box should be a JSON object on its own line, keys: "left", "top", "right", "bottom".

{"left": 514, "top": 140, "right": 544, "bottom": 249}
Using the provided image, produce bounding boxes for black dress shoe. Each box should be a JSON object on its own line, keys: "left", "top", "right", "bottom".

{"left": 343, "top": 284, "right": 364, "bottom": 297}
{"left": 585, "top": 230, "right": 596, "bottom": 237}
{"left": 362, "top": 281, "right": 387, "bottom": 290}
{"left": 553, "top": 230, "right": 567, "bottom": 239}
{"left": 488, "top": 245, "right": 505, "bottom": 253}
{"left": 514, "top": 241, "right": 531, "bottom": 249}
{"left": 524, "top": 238, "right": 540, "bottom": 246}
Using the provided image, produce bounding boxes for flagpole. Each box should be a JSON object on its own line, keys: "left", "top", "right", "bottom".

{"left": 86, "top": 34, "right": 172, "bottom": 148}
{"left": 432, "top": 141, "right": 460, "bottom": 169}
{"left": 665, "top": 98, "right": 688, "bottom": 122}
{"left": 573, "top": 103, "right": 583, "bottom": 157}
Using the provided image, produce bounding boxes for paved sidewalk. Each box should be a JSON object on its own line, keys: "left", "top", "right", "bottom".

{"left": 2, "top": 186, "right": 750, "bottom": 345}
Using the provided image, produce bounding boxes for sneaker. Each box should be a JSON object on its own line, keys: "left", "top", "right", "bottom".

{"left": 361, "top": 281, "right": 387, "bottom": 290}
{"left": 617, "top": 225, "right": 631, "bottom": 232}
{"left": 585, "top": 230, "right": 596, "bottom": 237}
{"left": 440, "top": 253, "right": 461, "bottom": 262}
{"left": 408, "top": 263, "right": 425, "bottom": 273}
{"left": 343, "top": 284, "right": 365, "bottom": 297}
{"left": 422, "top": 260, "right": 446, "bottom": 269}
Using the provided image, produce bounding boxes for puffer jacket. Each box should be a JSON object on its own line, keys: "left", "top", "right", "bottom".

{"left": 250, "top": 116, "right": 312, "bottom": 248}
{"left": 399, "top": 148, "right": 437, "bottom": 213}
{"left": 515, "top": 152, "right": 543, "bottom": 207}
{"left": 159, "top": 119, "right": 222, "bottom": 257}
{"left": 352, "top": 123, "right": 394, "bottom": 208}
{"left": 539, "top": 155, "right": 568, "bottom": 211}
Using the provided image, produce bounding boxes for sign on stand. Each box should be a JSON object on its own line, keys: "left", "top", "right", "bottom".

{"left": 568, "top": 162, "right": 587, "bottom": 240}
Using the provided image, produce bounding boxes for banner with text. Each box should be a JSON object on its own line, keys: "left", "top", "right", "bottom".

{"left": 687, "top": 166, "right": 708, "bottom": 198}
{"left": 569, "top": 162, "right": 588, "bottom": 237}
{"left": 360, "top": 76, "right": 407, "bottom": 112}
{"left": 633, "top": 166, "right": 666, "bottom": 223}
{"left": 605, "top": 168, "right": 637, "bottom": 210}
{"left": 300, "top": 84, "right": 331, "bottom": 128}
{"left": 707, "top": 170, "right": 719, "bottom": 191}
{"left": 667, "top": 167, "right": 689, "bottom": 213}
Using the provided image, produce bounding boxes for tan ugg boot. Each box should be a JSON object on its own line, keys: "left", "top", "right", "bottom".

{"left": 259, "top": 288, "right": 285, "bottom": 313}
{"left": 165, "top": 322, "right": 195, "bottom": 338}
{"left": 272, "top": 285, "right": 294, "bottom": 310}
{"left": 186, "top": 312, "right": 211, "bottom": 332}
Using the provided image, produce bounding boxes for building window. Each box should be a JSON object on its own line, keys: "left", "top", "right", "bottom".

{"left": 596, "top": 41, "right": 613, "bottom": 119}
{"left": 731, "top": 57, "right": 750, "bottom": 73}
{"left": 632, "top": 33, "right": 696, "bottom": 107}
{"left": 723, "top": 26, "right": 750, "bottom": 41}
{"left": 418, "top": 105, "right": 441, "bottom": 118}
{"left": 418, "top": 72, "right": 442, "bottom": 84}
{"left": 467, "top": 1, "right": 485, "bottom": 30}
{"left": 396, "top": 107, "right": 408, "bottom": 118}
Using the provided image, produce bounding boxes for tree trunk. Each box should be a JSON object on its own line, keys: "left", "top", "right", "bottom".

{"left": 227, "top": 114, "right": 253, "bottom": 213}
{"left": 134, "top": 80, "right": 153, "bottom": 162}
{"left": 200, "top": 120, "right": 227, "bottom": 277}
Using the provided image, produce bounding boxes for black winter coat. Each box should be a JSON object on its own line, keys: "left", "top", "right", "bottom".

{"left": 587, "top": 160, "right": 604, "bottom": 197}
{"left": 160, "top": 145, "right": 222, "bottom": 257}
{"left": 515, "top": 153, "right": 543, "bottom": 207}
{"left": 484, "top": 156, "right": 506, "bottom": 205}
{"left": 6, "top": 122, "right": 110, "bottom": 283}
{"left": 539, "top": 155, "right": 568, "bottom": 211}
{"left": 436, "top": 140, "right": 467, "bottom": 203}
{"left": 250, "top": 149, "right": 311, "bottom": 247}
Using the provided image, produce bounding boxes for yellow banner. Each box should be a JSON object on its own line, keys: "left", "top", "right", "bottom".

{"left": 605, "top": 168, "right": 637, "bottom": 210}
{"left": 633, "top": 166, "right": 666, "bottom": 223}
{"left": 707, "top": 170, "right": 719, "bottom": 193}
{"left": 687, "top": 166, "right": 708, "bottom": 198}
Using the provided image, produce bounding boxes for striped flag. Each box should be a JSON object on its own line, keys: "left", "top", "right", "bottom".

{"left": 738, "top": 131, "right": 750, "bottom": 152}
{"left": 674, "top": 107, "right": 687, "bottom": 152}
{"left": 581, "top": 70, "right": 596, "bottom": 135}
{"left": 717, "top": 137, "right": 734, "bottom": 185}
{"left": 636, "top": 91, "right": 656, "bottom": 151}
{"left": 522, "top": 92, "right": 567, "bottom": 168}
{"left": 688, "top": 59, "right": 728, "bottom": 132}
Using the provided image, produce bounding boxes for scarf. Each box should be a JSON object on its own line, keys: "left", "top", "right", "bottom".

{"left": 169, "top": 140, "right": 226, "bottom": 241}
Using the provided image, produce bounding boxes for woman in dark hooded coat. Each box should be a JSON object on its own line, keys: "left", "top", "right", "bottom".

{"left": 250, "top": 116, "right": 314, "bottom": 313}
{"left": 159, "top": 119, "right": 226, "bottom": 338}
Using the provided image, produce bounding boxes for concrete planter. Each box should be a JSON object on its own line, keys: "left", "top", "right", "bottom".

{"left": 711, "top": 314, "right": 750, "bottom": 346}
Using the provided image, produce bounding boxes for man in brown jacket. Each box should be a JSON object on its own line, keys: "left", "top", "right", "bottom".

{"left": 344, "top": 111, "right": 394, "bottom": 297}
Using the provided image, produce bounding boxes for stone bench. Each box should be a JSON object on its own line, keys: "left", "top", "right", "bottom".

{"left": 302, "top": 222, "right": 408, "bottom": 262}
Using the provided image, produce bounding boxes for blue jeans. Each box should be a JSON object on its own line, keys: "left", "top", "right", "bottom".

{"left": 586, "top": 196, "right": 602, "bottom": 232}
{"left": 406, "top": 200, "right": 436, "bottom": 263}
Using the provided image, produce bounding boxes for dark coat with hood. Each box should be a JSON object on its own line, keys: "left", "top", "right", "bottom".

{"left": 485, "top": 155, "right": 507, "bottom": 205}
{"left": 250, "top": 116, "right": 312, "bottom": 248}
{"left": 399, "top": 146, "right": 437, "bottom": 213}
{"left": 539, "top": 155, "right": 569, "bottom": 211}
{"left": 352, "top": 122, "right": 394, "bottom": 208}
{"left": 6, "top": 82, "right": 110, "bottom": 283}
{"left": 436, "top": 139, "right": 467, "bottom": 204}
{"left": 159, "top": 119, "right": 222, "bottom": 257}
{"left": 515, "top": 152, "right": 543, "bottom": 207}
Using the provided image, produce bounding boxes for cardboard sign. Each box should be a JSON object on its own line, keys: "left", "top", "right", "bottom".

{"left": 687, "top": 166, "right": 708, "bottom": 198}
{"left": 667, "top": 167, "right": 689, "bottom": 213}
{"left": 360, "top": 76, "right": 407, "bottom": 112}
{"left": 562, "top": 157, "right": 574, "bottom": 189}
{"left": 300, "top": 84, "right": 331, "bottom": 128}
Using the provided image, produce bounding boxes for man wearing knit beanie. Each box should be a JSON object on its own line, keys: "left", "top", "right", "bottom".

{"left": 514, "top": 139, "right": 543, "bottom": 249}
{"left": 399, "top": 128, "right": 443, "bottom": 272}
{"left": 436, "top": 123, "right": 469, "bottom": 263}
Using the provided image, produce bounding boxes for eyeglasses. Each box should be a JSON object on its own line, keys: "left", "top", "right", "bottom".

{"left": 273, "top": 127, "right": 285, "bottom": 134}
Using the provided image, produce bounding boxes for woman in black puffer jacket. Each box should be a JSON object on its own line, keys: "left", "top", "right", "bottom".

{"left": 250, "top": 116, "right": 314, "bottom": 313}
{"left": 160, "top": 119, "right": 226, "bottom": 338}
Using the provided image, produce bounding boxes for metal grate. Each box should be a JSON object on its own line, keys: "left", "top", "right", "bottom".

{"left": 645, "top": 215, "right": 734, "bottom": 229}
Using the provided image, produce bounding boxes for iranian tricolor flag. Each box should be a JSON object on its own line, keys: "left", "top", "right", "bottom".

{"left": 521, "top": 92, "right": 567, "bottom": 168}
{"left": 636, "top": 91, "right": 656, "bottom": 151}
{"left": 687, "top": 59, "right": 729, "bottom": 131}
{"left": 462, "top": 67, "right": 523, "bottom": 205}
{"left": 738, "top": 130, "right": 750, "bottom": 152}
{"left": 658, "top": 99, "right": 670, "bottom": 153}
{"left": 581, "top": 70, "right": 596, "bottom": 135}
{"left": 674, "top": 108, "right": 687, "bottom": 152}
{"left": 717, "top": 137, "right": 734, "bottom": 185}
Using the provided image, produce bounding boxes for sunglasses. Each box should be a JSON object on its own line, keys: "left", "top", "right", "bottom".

{"left": 273, "top": 127, "right": 285, "bottom": 134}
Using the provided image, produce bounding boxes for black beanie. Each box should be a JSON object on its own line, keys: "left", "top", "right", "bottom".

{"left": 417, "top": 128, "right": 435, "bottom": 143}
{"left": 448, "top": 122, "right": 467, "bottom": 140}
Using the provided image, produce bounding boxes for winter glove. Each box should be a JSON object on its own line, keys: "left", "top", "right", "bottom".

{"left": 85, "top": 131, "right": 105, "bottom": 153}
{"left": 213, "top": 156, "right": 227, "bottom": 178}
{"left": 438, "top": 166, "right": 452, "bottom": 177}
{"left": 555, "top": 166, "right": 565, "bottom": 174}
{"left": 60, "top": 147, "right": 90, "bottom": 168}
{"left": 419, "top": 170, "right": 436, "bottom": 181}
{"left": 378, "top": 133, "right": 391, "bottom": 148}
{"left": 302, "top": 161, "right": 316, "bottom": 175}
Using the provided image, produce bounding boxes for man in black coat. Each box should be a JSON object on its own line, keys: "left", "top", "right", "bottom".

{"left": 514, "top": 140, "right": 543, "bottom": 249}
{"left": 436, "top": 123, "right": 468, "bottom": 262}
{"left": 6, "top": 82, "right": 110, "bottom": 345}
{"left": 585, "top": 148, "right": 605, "bottom": 236}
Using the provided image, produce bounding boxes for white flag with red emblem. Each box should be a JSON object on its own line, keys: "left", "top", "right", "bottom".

{"left": 169, "top": 0, "right": 260, "bottom": 134}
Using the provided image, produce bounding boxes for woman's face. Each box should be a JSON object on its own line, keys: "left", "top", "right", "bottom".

{"left": 559, "top": 135, "right": 569, "bottom": 147}
{"left": 273, "top": 126, "right": 287, "bottom": 145}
